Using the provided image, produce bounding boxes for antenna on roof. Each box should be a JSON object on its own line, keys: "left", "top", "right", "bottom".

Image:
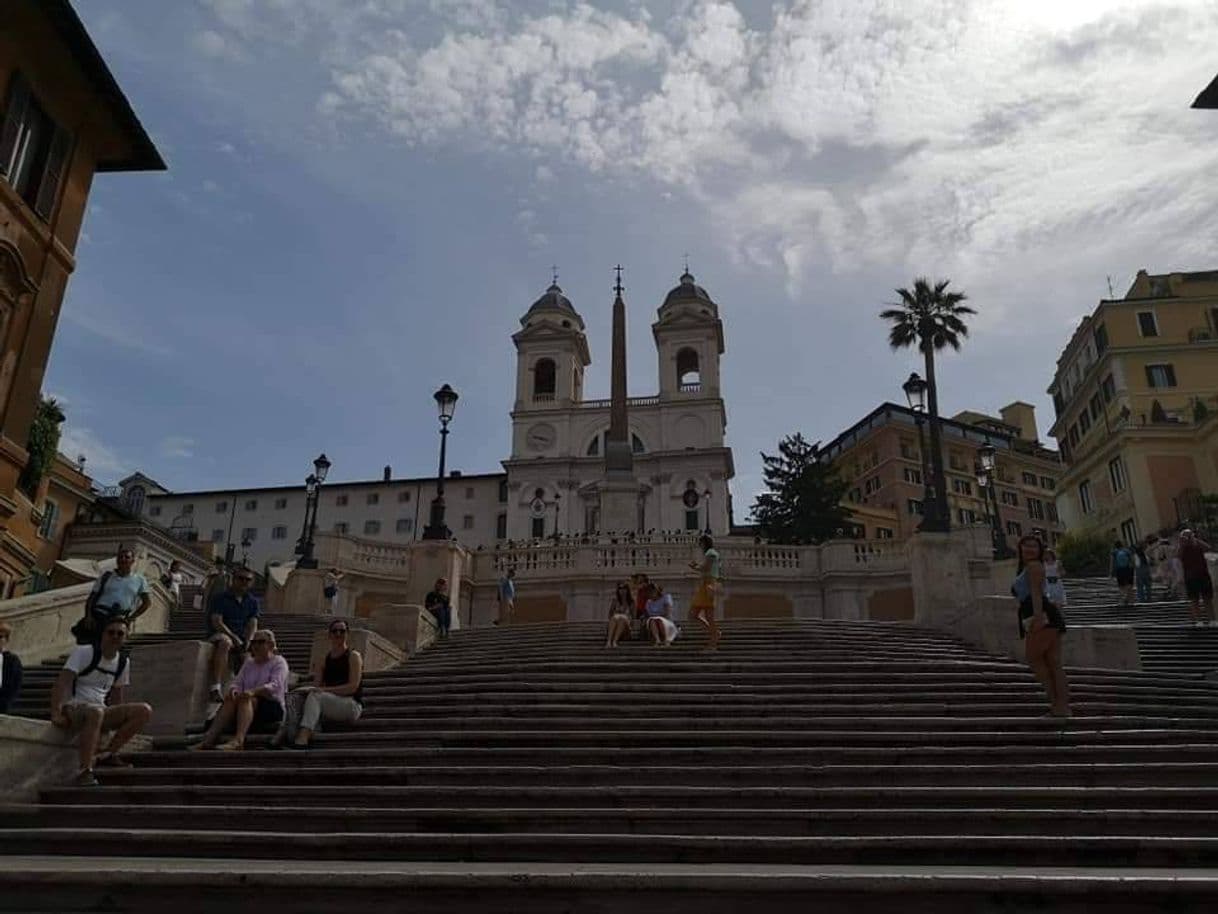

{"left": 1106, "top": 275, "right": 1115, "bottom": 298}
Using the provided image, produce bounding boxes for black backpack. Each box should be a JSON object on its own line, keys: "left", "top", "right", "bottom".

{"left": 70, "top": 571, "right": 114, "bottom": 645}
{"left": 72, "top": 643, "right": 129, "bottom": 697}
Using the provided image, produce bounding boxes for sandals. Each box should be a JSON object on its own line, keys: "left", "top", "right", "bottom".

{"left": 216, "top": 739, "right": 244, "bottom": 751}
{"left": 94, "top": 752, "right": 133, "bottom": 768}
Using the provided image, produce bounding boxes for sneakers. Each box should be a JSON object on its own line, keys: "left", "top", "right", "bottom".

{"left": 72, "top": 768, "right": 99, "bottom": 787}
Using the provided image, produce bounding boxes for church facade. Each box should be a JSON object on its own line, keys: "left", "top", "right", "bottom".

{"left": 121, "top": 271, "right": 736, "bottom": 571}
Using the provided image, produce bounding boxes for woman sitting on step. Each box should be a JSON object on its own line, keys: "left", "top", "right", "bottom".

{"left": 605, "top": 581, "right": 635, "bottom": 648}
{"left": 645, "top": 582, "right": 680, "bottom": 647}
{"left": 1011, "top": 535, "right": 1071, "bottom": 719}
{"left": 272, "top": 619, "right": 364, "bottom": 750}
{"left": 195, "top": 629, "right": 288, "bottom": 751}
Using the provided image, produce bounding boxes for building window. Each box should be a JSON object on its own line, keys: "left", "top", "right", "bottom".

{"left": 1078, "top": 410, "right": 1092, "bottom": 436}
{"left": 336, "top": 495, "right": 349, "bottom": 506}
{"left": 149, "top": 505, "right": 162, "bottom": 517}
{"left": 1108, "top": 457, "right": 1127, "bottom": 493}
{"left": 586, "top": 436, "right": 600, "bottom": 457}
{"left": 1079, "top": 480, "right": 1094, "bottom": 515}
{"left": 949, "top": 452, "right": 966, "bottom": 471}
{"left": 399, "top": 490, "right": 412, "bottom": 503}
{"left": 38, "top": 499, "right": 59, "bottom": 539}
{"left": 1093, "top": 323, "right": 1108, "bottom": 355}
{"left": 497, "top": 480, "right": 508, "bottom": 503}
{"left": 271, "top": 526, "right": 287, "bottom": 540}
{"left": 1136, "top": 311, "right": 1158, "bottom": 337}
{"left": 463, "top": 514, "right": 475, "bottom": 530}
{"left": 876, "top": 527, "right": 894, "bottom": 539}
{"left": 957, "top": 508, "right": 977, "bottom": 524}
{"left": 532, "top": 516, "right": 546, "bottom": 538}
{"left": 215, "top": 501, "right": 228, "bottom": 513}
{"left": 685, "top": 509, "right": 700, "bottom": 530}
{"left": 274, "top": 498, "right": 288, "bottom": 510}
{"left": 182, "top": 503, "right": 194, "bottom": 515}
{"left": 0, "top": 74, "right": 73, "bottom": 219}
{"left": 1046, "top": 503, "right": 1059, "bottom": 523}
{"left": 951, "top": 479, "right": 972, "bottom": 496}
{"left": 1021, "top": 472, "right": 1037, "bottom": 486}
{"left": 907, "top": 499, "right": 923, "bottom": 516}
{"left": 1027, "top": 498, "right": 1045, "bottom": 521}
{"left": 1040, "top": 476, "right": 1055, "bottom": 490}
{"left": 533, "top": 358, "right": 557, "bottom": 400}
{"left": 1101, "top": 374, "right": 1115, "bottom": 403}
{"left": 1120, "top": 517, "right": 1138, "bottom": 544}
{"left": 1089, "top": 393, "right": 1104, "bottom": 421}
{"left": 366, "top": 493, "right": 379, "bottom": 506}
{"left": 1068, "top": 424, "right": 1080, "bottom": 448}
{"left": 1001, "top": 491, "right": 1019, "bottom": 507}
{"left": 333, "top": 522, "right": 349, "bottom": 534}
{"left": 496, "top": 513, "right": 507, "bottom": 539}
{"left": 363, "top": 520, "right": 381, "bottom": 535}
{"left": 465, "top": 487, "right": 474, "bottom": 499}
{"left": 864, "top": 476, "right": 881, "bottom": 495}
{"left": 211, "top": 529, "right": 224, "bottom": 542}
{"left": 1006, "top": 520, "right": 1022, "bottom": 536}
{"left": 396, "top": 518, "right": 413, "bottom": 534}
{"left": 240, "top": 527, "right": 257, "bottom": 541}
{"left": 1145, "top": 364, "right": 1177, "bottom": 388}
{"left": 244, "top": 499, "right": 257, "bottom": 511}
{"left": 903, "top": 467, "right": 922, "bottom": 484}
{"left": 900, "top": 440, "right": 917, "bottom": 460}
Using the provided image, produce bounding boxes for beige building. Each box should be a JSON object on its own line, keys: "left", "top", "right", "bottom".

{"left": 1048, "top": 269, "right": 1218, "bottom": 541}
{"left": 821, "top": 401, "right": 1066, "bottom": 549}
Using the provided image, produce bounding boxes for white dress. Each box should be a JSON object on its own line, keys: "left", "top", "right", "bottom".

{"left": 1044, "top": 561, "right": 1066, "bottom": 607}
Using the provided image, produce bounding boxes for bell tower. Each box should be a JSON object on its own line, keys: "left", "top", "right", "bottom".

{"left": 653, "top": 268, "right": 724, "bottom": 400}
{"left": 512, "top": 279, "right": 591, "bottom": 412}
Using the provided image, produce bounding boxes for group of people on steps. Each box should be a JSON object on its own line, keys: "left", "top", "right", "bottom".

{"left": 603, "top": 535, "right": 723, "bottom": 648}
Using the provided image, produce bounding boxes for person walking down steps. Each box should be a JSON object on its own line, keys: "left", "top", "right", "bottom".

{"left": 1012, "top": 535, "right": 1071, "bottom": 719}
{"left": 688, "top": 535, "right": 722, "bottom": 650}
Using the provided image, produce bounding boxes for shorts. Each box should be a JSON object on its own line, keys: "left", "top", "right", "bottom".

{"left": 61, "top": 702, "right": 108, "bottom": 732}
{"left": 1185, "top": 575, "right": 1215, "bottom": 601}
{"left": 214, "top": 696, "right": 284, "bottom": 734}
{"left": 1114, "top": 568, "right": 1134, "bottom": 587}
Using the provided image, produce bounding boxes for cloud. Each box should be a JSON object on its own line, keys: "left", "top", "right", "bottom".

{"left": 515, "top": 208, "right": 549, "bottom": 248}
{"left": 192, "top": 29, "right": 236, "bottom": 59}
{"left": 159, "top": 436, "right": 196, "bottom": 459}
{"left": 307, "top": 0, "right": 1218, "bottom": 316}
{"left": 59, "top": 425, "right": 128, "bottom": 483}
{"left": 62, "top": 306, "right": 175, "bottom": 359}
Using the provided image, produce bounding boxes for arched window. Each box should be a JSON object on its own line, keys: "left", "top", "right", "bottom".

{"left": 586, "top": 436, "right": 600, "bottom": 456}
{"left": 631, "top": 433, "right": 645, "bottom": 454}
{"left": 533, "top": 359, "right": 556, "bottom": 400}
{"left": 587, "top": 432, "right": 644, "bottom": 456}
{"left": 126, "top": 486, "right": 146, "bottom": 516}
{"left": 676, "top": 347, "right": 700, "bottom": 390}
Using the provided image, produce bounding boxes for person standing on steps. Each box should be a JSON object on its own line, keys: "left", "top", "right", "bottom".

{"left": 79, "top": 547, "right": 151, "bottom": 642}
{"left": 1178, "top": 529, "right": 1215, "bottom": 626}
{"left": 273, "top": 619, "right": 364, "bottom": 749}
{"left": 424, "top": 577, "right": 453, "bottom": 639}
{"left": 1011, "top": 535, "right": 1071, "bottom": 718}
{"left": 323, "top": 567, "right": 344, "bottom": 614}
{"left": 162, "top": 560, "right": 185, "bottom": 612}
{"left": 495, "top": 567, "right": 516, "bottom": 626}
{"left": 206, "top": 567, "right": 260, "bottom": 704}
{"left": 1133, "top": 540, "right": 1153, "bottom": 604}
{"left": 1109, "top": 540, "right": 1135, "bottom": 606}
{"left": 49, "top": 616, "right": 153, "bottom": 786}
{"left": 605, "top": 581, "right": 634, "bottom": 648}
{"left": 688, "top": 534, "right": 722, "bottom": 650}
{"left": 1043, "top": 549, "right": 1067, "bottom": 609}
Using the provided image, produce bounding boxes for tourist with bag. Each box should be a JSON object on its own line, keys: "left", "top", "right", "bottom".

{"left": 1012, "top": 535, "right": 1071, "bottom": 718}
{"left": 272, "top": 619, "right": 363, "bottom": 750}
{"left": 1109, "top": 541, "right": 1135, "bottom": 606}
{"left": 72, "top": 547, "right": 151, "bottom": 644}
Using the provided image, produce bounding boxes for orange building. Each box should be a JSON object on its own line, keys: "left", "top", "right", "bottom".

{"left": 821, "top": 401, "right": 1066, "bottom": 549}
{"left": 0, "top": 1, "right": 163, "bottom": 594}
{"left": 1047, "top": 269, "right": 1218, "bottom": 541}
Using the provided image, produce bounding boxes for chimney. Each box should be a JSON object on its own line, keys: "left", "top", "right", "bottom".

{"left": 383, "top": 465, "right": 391, "bottom": 482}
{"left": 999, "top": 402, "right": 1038, "bottom": 442}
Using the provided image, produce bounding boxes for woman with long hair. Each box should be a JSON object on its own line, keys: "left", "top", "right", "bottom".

{"left": 1012, "top": 535, "right": 1071, "bottom": 718}
{"left": 605, "top": 581, "right": 634, "bottom": 648}
{"left": 687, "top": 534, "right": 722, "bottom": 649}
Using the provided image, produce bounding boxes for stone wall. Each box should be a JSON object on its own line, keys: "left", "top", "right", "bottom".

{"left": 0, "top": 714, "right": 151, "bottom": 801}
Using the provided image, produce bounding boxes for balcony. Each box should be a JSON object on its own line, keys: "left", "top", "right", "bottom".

{"left": 679, "top": 381, "right": 702, "bottom": 394}
{"left": 1188, "top": 327, "right": 1215, "bottom": 343}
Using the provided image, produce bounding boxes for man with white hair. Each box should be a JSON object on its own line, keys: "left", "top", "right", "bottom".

{"left": 1178, "top": 529, "right": 1215, "bottom": 626}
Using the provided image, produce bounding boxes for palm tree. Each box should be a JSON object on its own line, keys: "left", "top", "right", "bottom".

{"left": 880, "top": 278, "right": 976, "bottom": 532}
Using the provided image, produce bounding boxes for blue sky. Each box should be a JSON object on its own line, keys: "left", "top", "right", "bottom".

{"left": 51, "top": 0, "right": 1218, "bottom": 515}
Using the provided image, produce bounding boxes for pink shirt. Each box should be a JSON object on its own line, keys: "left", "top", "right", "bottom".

{"left": 230, "top": 654, "right": 289, "bottom": 704}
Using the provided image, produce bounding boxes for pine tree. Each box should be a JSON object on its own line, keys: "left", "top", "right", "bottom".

{"left": 750, "top": 433, "right": 853, "bottom": 545}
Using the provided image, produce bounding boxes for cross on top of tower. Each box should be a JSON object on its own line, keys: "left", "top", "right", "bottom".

{"left": 613, "top": 264, "right": 624, "bottom": 298}
{"left": 551, "top": 265, "right": 560, "bottom": 286}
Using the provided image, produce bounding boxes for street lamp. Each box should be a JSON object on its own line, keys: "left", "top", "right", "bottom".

{"left": 295, "top": 474, "right": 316, "bottom": 555}
{"left": 703, "top": 488, "right": 713, "bottom": 535}
{"left": 902, "top": 372, "right": 948, "bottom": 533}
{"left": 976, "top": 441, "right": 1015, "bottom": 560}
{"left": 553, "top": 492, "right": 562, "bottom": 541}
{"left": 422, "top": 384, "right": 459, "bottom": 540}
{"left": 240, "top": 535, "right": 252, "bottom": 567}
{"left": 298, "top": 452, "right": 331, "bottom": 569}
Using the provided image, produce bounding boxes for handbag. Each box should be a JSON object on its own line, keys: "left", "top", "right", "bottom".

{"left": 70, "top": 572, "right": 113, "bottom": 644}
{"left": 323, "top": 585, "right": 338, "bottom": 599}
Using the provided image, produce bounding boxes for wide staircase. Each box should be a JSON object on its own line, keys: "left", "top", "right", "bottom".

{"left": 9, "top": 585, "right": 326, "bottom": 720}
{"left": 1063, "top": 577, "right": 1218, "bottom": 679}
{"left": 4, "top": 619, "right": 1218, "bottom": 911}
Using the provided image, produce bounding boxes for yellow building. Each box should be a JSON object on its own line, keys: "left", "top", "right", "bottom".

{"left": 1047, "top": 269, "right": 1218, "bottom": 541}
{"left": 820, "top": 401, "right": 1066, "bottom": 548}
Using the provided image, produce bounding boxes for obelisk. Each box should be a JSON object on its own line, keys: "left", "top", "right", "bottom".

{"left": 598, "top": 266, "right": 642, "bottom": 532}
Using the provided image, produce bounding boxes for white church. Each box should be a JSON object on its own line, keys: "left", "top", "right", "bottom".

{"left": 119, "top": 270, "right": 736, "bottom": 571}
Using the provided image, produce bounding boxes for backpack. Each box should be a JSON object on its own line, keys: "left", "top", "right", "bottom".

{"left": 1114, "top": 548, "right": 1132, "bottom": 570}
{"left": 70, "top": 571, "right": 113, "bottom": 645}
{"left": 72, "top": 643, "right": 129, "bottom": 697}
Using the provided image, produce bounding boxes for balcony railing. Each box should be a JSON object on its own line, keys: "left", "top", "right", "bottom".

{"left": 679, "top": 382, "right": 702, "bottom": 394}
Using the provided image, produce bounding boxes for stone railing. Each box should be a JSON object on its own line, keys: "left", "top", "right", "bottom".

{"left": 313, "top": 532, "right": 411, "bottom": 578}
{"left": 577, "top": 395, "right": 662, "bottom": 409}
{"left": 62, "top": 519, "right": 214, "bottom": 582}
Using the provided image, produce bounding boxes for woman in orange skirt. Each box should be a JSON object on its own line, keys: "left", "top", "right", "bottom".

{"left": 688, "top": 534, "right": 722, "bottom": 649}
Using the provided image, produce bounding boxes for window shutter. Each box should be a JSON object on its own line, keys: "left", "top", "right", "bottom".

{"left": 33, "top": 125, "right": 72, "bottom": 219}
{"left": 0, "top": 75, "right": 30, "bottom": 178}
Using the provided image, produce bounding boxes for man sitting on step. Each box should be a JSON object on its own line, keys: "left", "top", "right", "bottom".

{"left": 206, "top": 567, "right": 261, "bottom": 704}
{"left": 49, "top": 616, "right": 153, "bottom": 787}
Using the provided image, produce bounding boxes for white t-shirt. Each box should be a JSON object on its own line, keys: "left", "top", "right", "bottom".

{"left": 169, "top": 571, "right": 184, "bottom": 597}
{"left": 63, "top": 645, "right": 130, "bottom": 707}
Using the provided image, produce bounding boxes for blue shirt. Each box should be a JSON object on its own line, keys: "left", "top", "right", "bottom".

{"left": 90, "top": 572, "right": 149, "bottom": 615}
{"left": 207, "top": 590, "right": 260, "bottom": 636}
{"left": 499, "top": 577, "right": 515, "bottom": 601}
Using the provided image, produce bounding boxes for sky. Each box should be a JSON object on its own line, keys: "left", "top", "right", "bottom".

{"left": 51, "top": 0, "right": 1218, "bottom": 516}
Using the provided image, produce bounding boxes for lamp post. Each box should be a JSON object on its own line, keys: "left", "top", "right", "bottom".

{"left": 703, "top": 488, "right": 713, "bottom": 535}
{"left": 553, "top": 492, "right": 562, "bottom": 541}
{"left": 422, "top": 384, "right": 459, "bottom": 540}
{"left": 294, "top": 474, "right": 316, "bottom": 556}
{"left": 297, "top": 453, "right": 331, "bottom": 569}
{"left": 977, "top": 442, "right": 1015, "bottom": 560}
{"left": 902, "top": 372, "right": 948, "bottom": 532}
